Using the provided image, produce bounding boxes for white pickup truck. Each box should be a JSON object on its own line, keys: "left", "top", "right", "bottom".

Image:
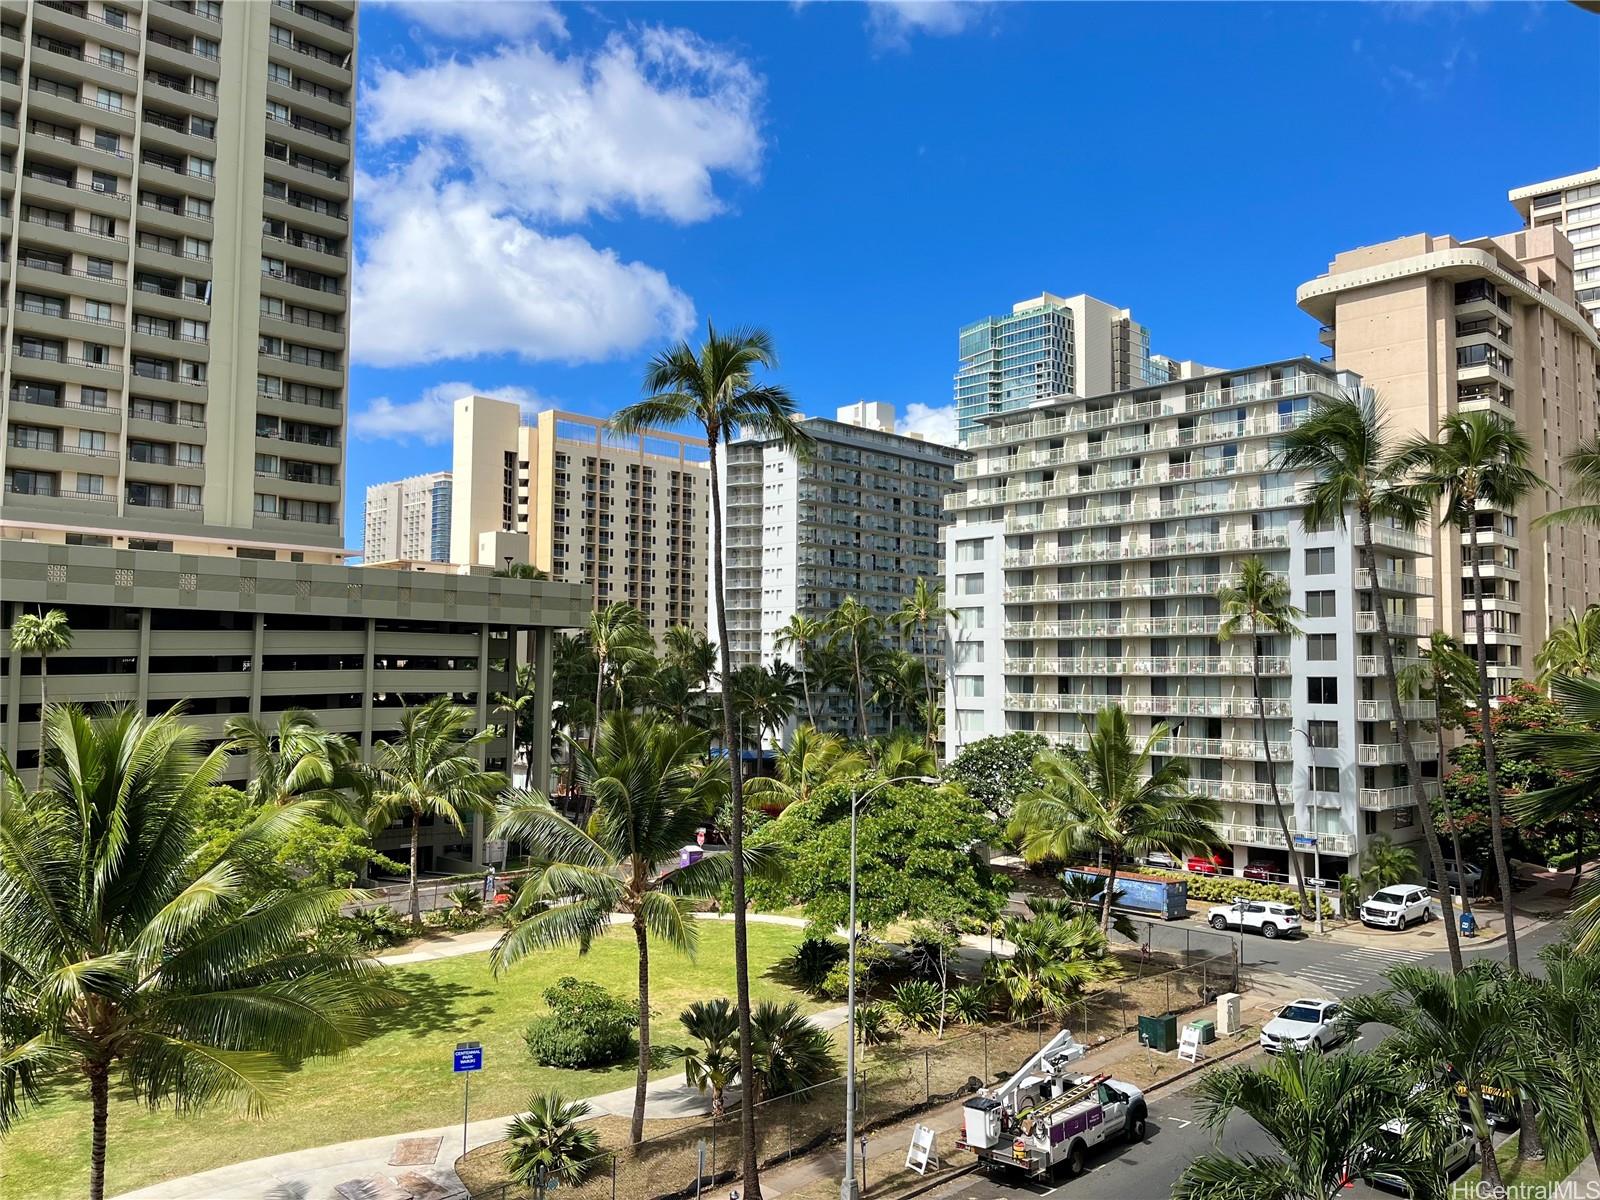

{"left": 1207, "top": 898, "right": 1303, "bottom": 939}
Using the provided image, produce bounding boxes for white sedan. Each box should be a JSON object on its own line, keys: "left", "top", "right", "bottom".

{"left": 1259, "top": 998, "right": 1347, "bottom": 1054}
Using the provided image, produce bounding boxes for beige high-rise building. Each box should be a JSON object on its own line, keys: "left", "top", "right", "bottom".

{"left": 364, "top": 470, "right": 451, "bottom": 565}
{"left": 1508, "top": 167, "right": 1600, "bottom": 330}
{"left": 3, "top": 0, "right": 356, "bottom": 556}
{"left": 451, "top": 400, "right": 709, "bottom": 637}
{"left": 1298, "top": 228, "right": 1600, "bottom": 692}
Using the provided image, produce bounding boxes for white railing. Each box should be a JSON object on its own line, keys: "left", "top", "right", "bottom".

{"left": 1005, "top": 529, "right": 1291, "bottom": 568}
{"left": 1192, "top": 779, "right": 1284, "bottom": 803}
{"left": 949, "top": 448, "right": 1286, "bottom": 510}
{"left": 1356, "top": 699, "right": 1437, "bottom": 722}
{"left": 1355, "top": 612, "right": 1432, "bottom": 636}
{"left": 1127, "top": 695, "right": 1291, "bottom": 719}
{"left": 1157, "top": 736, "right": 1292, "bottom": 761}
{"left": 1355, "top": 655, "right": 1424, "bottom": 677}
{"left": 1001, "top": 489, "right": 1300, "bottom": 533}
{"left": 1358, "top": 568, "right": 1434, "bottom": 597}
{"left": 1006, "top": 572, "right": 1236, "bottom": 603}
{"left": 1358, "top": 782, "right": 1439, "bottom": 811}
{"left": 1006, "top": 615, "right": 1225, "bottom": 638}
{"left": 1358, "top": 739, "right": 1439, "bottom": 766}
{"left": 1369, "top": 524, "right": 1430, "bottom": 555}
{"left": 1004, "top": 655, "right": 1285, "bottom": 677}
{"left": 1216, "top": 822, "right": 1355, "bottom": 856}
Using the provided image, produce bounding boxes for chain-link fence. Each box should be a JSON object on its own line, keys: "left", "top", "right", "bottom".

{"left": 466, "top": 950, "right": 1237, "bottom": 1200}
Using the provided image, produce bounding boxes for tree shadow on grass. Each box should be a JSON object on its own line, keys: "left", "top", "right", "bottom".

{"left": 356, "top": 966, "right": 493, "bottom": 1043}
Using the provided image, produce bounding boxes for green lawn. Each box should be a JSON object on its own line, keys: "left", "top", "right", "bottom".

{"left": 1455, "top": 1141, "right": 1579, "bottom": 1200}
{"left": 0, "top": 922, "right": 812, "bottom": 1200}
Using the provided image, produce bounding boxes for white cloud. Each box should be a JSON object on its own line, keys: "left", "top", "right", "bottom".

{"left": 867, "top": 1, "right": 991, "bottom": 47}
{"left": 383, "top": 0, "right": 568, "bottom": 40}
{"left": 351, "top": 156, "right": 694, "bottom": 368}
{"left": 362, "top": 27, "right": 763, "bottom": 224}
{"left": 899, "top": 401, "right": 958, "bottom": 446}
{"left": 352, "top": 381, "right": 547, "bottom": 445}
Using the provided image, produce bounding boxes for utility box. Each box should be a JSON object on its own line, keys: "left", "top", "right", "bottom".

{"left": 1187, "top": 1019, "right": 1216, "bottom": 1045}
{"left": 1216, "top": 992, "right": 1241, "bottom": 1036}
{"left": 1138, "top": 1013, "right": 1178, "bottom": 1052}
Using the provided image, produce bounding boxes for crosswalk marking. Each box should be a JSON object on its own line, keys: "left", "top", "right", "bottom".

{"left": 1296, "top": 943, "right": 1440, "bottom": 995}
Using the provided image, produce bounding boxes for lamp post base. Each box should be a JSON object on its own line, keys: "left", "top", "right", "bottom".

{"left": 840, "top": 1177, "right": 861, "bottom": 1200}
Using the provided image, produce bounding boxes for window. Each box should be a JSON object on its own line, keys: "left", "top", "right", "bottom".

{"left": 956, "top": 538, "right": 987, "bottom": 563}
{"left": 180, "top": 361, "right": 207, "bottom": 383}
{"left": 956, "top": 608, "right": 984, "bottom": 632}
{"left": 86, "top": 257, "right": 114, "bottom": 280}
{"left": 78, "top": 430, "right": 107, "bottom": 452}
{"left": 1306, "top": 633, "right": 1337, "bottom": 661}
{"left": 960, "top": 573, "right": 983, "bottom": 596}
{"left": 175, "top": 484, "right": 203, "bottom": 507}
{"left": 180, "top": 319, "right": 208, "bottom": 342}
{"left": 188, "top": 157, "right": 214, "bottom": 180}
{"left": 177, "top": 444, "right": 204, "bottom": 465}
{"left": 1304, "top": 547, "right": 1334, "bottom": 574}
{"left": 103, "top": 5, "right": 127, "bottom": 27}
{"left": 1308, "top": 719, "right": 1339, "bottom": 748}
{"left": 255, "top": 493, "right": 278, "bottom": 514}
{"left": 80, "top": 387, "right": 109, "bottom": 409}
{"left": 76, "top": 474, "right": 105, "bottom": 495}
{"left": 1305, "top": 590, "right": 1336, "bottom": 618}
{"left": 955, "top": 676, "right": 985, "bottom": 698}
{"left": 189, "top": 116, "right": 216, "bottom": 139}
{"left": 99, "top": 48, "right": 125, "bottom": 69}
{"left": 183, "top": 237, "right": 210, "bottom": 260}
{"left": 1307, "top": 677, "right": 1338, "bottom": 705}
{"left": 192, "top": 37, "right": 220, "bottom": 60}
{"left": 185, "top": 196, "right": 212, "bottom": 220}
{"left": 90, "top": 171, "right": 118, "bottom": 194}
{"left": 95, "top": 88, "right": 124, "bottom": 112}
{"left": 266, "top": 101, "right": 290, "bottom": 124}
{"left": 88, "top": 213, "right": 117, "bottom": 237}
{"left": 268, "top": 63, "right": 293, "bottom": 86}
{"left": 82, "top": 301, "right": 112, "bottom": 324}
{"left": 1311, "top": 766, "right": 1339, "bottom": 793}
{"left": 94, "top": 129, "right": 120, "bottom": 153}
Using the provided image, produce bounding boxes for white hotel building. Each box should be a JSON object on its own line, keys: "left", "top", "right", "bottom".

{"left": 943, "top": 358, "right": 1436, "bottom": 881}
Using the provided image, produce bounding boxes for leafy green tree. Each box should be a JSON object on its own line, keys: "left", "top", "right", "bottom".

{"left": 1277, "top": 390, "right": 1457, "bottom": 969}
{"left": 0, "top": 706, "right": 395, "bottom": 1200}
{"left": 1359, "top": 836, "right": 1418, "bottom": 893}
{"left": 1340, "top": 962, "right": 1562, "bottom": 1190}
{"left": 193, "top": 785, "right": 401, "bottom": 891}
{"left": 752, "top": 776, "right": 1007, "bottom": 935}
{"left": 943, "top": 732, "right": 1051, "bottom": 820}
{"left": 985, "top": 907, "right": 1122, "bottom": 1018}
{"left": 743, "top": 724, "right": 866, "bottom": 814}
{"left": 750, "top": 1000, "right": 837, "bottom": 1102}
{"left": 361, "top": 697, "right": 504, "bottom": 925}
{"left": 1174, "top": 1049, "right": 1457, "bottom": 1200}
{"left": 775, "top": 614, "right": 828, "bottom": 726}
{"left": 502, "top": 1090, "right": 604, "bottom": 1192}
{"left": 870, "top": 647, "right": 927, "bottom": 735}
{"left": 1536, "top": 605, "right": 1600, "bottom": 683}
{"left": 8, "top": 607, "right": 72, "bottom": 723}
{"left": 492, "top": 714, "right": 768, "bottom": 1144}
{"left": 828, "top": 597, "right": 885, "bottom": 741}
{"left": 1010, "top": 707, "right": 1221, "bottom": 932}
{"left": 894, "top": 578, "right": 955, "bottom": 748}
{"left": 672, "top": 998, "right": 740, "bottom": 1118}
{"left": 1218, "top": 556, "right": 1309, "bottom": 913}
{"left": 612, "top": 322, "right": 814, "bottom": 1200}
{"left": 493, "top": 562, "right": 550, "bottom": 580}
{"left": 1397, "top": 410, "right": 1541, "bottom": 972}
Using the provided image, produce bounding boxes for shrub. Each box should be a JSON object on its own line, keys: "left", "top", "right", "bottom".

{"left": 449, "top": 884, "right": 484, "bottom": 914}
{"left": 1143, "top": 868, "right": 1335, "bottom": 917}
{"left": 819, "top": 938, "right": 893, "bottom": 1001}
{"left": 854, "top": 1003, "right": 893, "bottom": 1046}
{"left": 308, "top": 907, "right": 409, "bottom": 954}
{"left": 947, "top": 983, "right": 991, "bottom": 1025}
{"left": 524, "top": 977, "right": 638, "bottom": 1069}
{"left": 890, "top": 980, "right": 942, "bottom": 1031}
{"left": 943, "top": 732, "right": 1051, "bottom": 819}
{"left": 785, "top": 936, "right": 846, "bottom": 993}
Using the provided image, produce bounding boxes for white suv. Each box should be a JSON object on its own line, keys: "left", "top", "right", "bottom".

{"left": 1260, "top": 998, "right": 1345, "bottom": 1054}
{"left": 1360, "top": 884, "right": 1434, "bottom": 929}
{"left": 1207, "top": 898, "right": 1302, "bottom": 939}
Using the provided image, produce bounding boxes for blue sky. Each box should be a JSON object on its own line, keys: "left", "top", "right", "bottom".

{"left": 345, "top": 0, "right": 1598, "bottom": 549}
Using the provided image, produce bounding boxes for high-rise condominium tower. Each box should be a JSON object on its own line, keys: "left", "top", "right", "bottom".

{"left": 1299, "top": 229, "right": 1600, "bottom": 691}
{"left": 946, "top": 360, "right": 1433, "bottom": 881}
{"left": 954, "top": 292, "right": 1158, "bottom": 442}
{"left": 3, "top": 0, "right": 355, "bottom": 552}
{"left": 1508, "top": 167, "right": 1600, "bottom": 329}
{"left": 451, "top": 401, "right": 708, "bottom": 639}
{"left": 364, "top": 471, "right": 451, "bottom": 565}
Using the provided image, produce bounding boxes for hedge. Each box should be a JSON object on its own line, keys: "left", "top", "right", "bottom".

{"left": 1143, "top": 869, "right": 1336, "bottom": 918}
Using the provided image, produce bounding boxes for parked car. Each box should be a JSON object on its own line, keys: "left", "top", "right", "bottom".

{"left": 1259, "top": 998, "right": 1346, "bottom": 1054}
{"left": 1424, "top": 859, "right": 1484, "bottom": 897}
{"left": 1144, "top": 849, "right": 1178, "bottom": 869}
{"left": 1208, "top": 898, "right": 1303, "bottom": 939}
{"left": 1186, "top": 851, "right": 1232, "bottom": 874}
{"left": 1360, "top": 1118, "right": 1476, "bottom": 1194}
{"left": 1360, "top": 885, "right": 1435, "bottom": 929}
{"left": 1241, "top": 860, "right": 1279, "bottom": 881}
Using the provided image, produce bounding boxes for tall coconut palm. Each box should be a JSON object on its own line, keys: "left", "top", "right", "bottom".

{"left": 1339, "top": 962, "right": 1560, "bottom": 1191}
{"left": 1276, "top": 390, "right": 1460, "bottom": 970}
{"left": 828, "top": 597, "right": 884, "bottom": 741}
{"left": 1174, "top": 1048, "right": 1458, "bottom": 1200}
{"left": 743, "top": 724, "right": 866, "bottom": 813}
{"left": 224, "top": 708, "right": 360, "bottom": 811}
{"left": 1396, "top": 410, "right": 1541, "bottom": 972}
{"left": 1398, "top": 631, "right": 1480, "bottom": 916}
{"left": 585, "top": 602, "right": 651, "bottom": 751}
{"left": 8, "top": 607, "right": 72, "bottom": 723}
{"left": 1009, "top": 706, "right": 1222, "bottom": 933}
{"left": 774, "top": 613, "right": 827, "bottom": 726}
{"left": 361, "top": 697, "right": 504, "bottom": 925}
{"left": 870, "top": 648, "right": 926, "bottom": 735}
{"left": 1217, "top": 556, "right": 1309, "bottom": 913}
{"left": 895, "top": 579, "right": 955, "bottom": 749}
{"left": 491, "top": 714, "right": 772, "bottom": 1144}
{"left": 728, "top": 663, "right": 800, "bottom": 761}
{"left": 663, "top": 624, "right": 718, "bottom": 694}
{"left": 612, "top": 322, "right": 813, "bottom": 1200}
{"left": 494, "top": 663, "right": 539, "bottom": 785}
{"left": 0, "top": 705, "right": 395, "bottom": 1200}
{"left": 1536, "top": 605, "right": 1600, "bottom": 683}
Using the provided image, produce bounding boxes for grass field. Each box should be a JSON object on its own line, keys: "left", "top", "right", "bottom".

{"left": 0, "top": 922, "right": 811, "bottom": 1200}
{"left": 1455, "top": 1141, "right": 1579, "bottom": 1199}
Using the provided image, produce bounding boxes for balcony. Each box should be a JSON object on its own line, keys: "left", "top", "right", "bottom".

{"left": 1355, "top": 655, "right": 1424, "bottom": 677}
{"left": 1191, "top": 779, "right": 1282, "bottom": 804}
{"left": 1354, "top": 611, "right": 1432, "bottom": 637}
{"left": 1004, "top": 655, "right": 1283, "bottom": 678}
{"left": 1002, "top": 489, "right": 1300, "bottom": 534}
{"left": 1358, "top": 782, "right": 1439, "bottom": 812}
{"left": 1157, "top": 736, "right": 1293, "bottom": 762}
{"left": 1007, "top": 614, "right": 1226, "bottom": 639}
{"left": 1358, "top": 740, "right": 1439, "bottom": 767}
{"left": 1355, "top": 699, "right": 1436, "bottom": 722}
{"left": 1357, "top": 568, "right": 1433, "bottom": 597}
{"left": 1215, "top": 822, "right": 1355, "bottom": 857}
{"left": 1005, "top": 529, "right": 1291, "bottom": 568}
{"left": 1368, "top": 523, "right": 1430, "bottom": 555}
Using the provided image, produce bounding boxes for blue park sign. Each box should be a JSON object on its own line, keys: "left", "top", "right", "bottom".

{"left": 454, "top": 1043, "right": 483, "bottom": 1073}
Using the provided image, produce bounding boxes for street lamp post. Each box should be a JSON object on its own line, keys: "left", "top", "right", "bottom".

{"left": 842, "top": 774, "right": 939, "bottom": 1200}
{"left": 1286, "top": 726, "right": 1324, "bottom": 936}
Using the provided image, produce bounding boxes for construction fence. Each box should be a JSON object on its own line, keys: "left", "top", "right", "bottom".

{"left": 466, "top": 948, "right": 1237, "bottom": 1200}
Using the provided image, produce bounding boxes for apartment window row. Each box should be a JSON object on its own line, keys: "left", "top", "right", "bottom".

{"left": 135, "top": 270, "right": 210, "bottom": 302}
{"left": 261, "top": 217, "right": 343, "bottom": 257}
{"left": 267, "top": 61, "right": 349, "bottom": 107}
{"left": 257, "top": 375, "right": 340, "bottom": 410}
{"left": 257, "top": 336, "right": 338, "bottom": 370}
{"left": 264, "top": 101, "right": 348, "bottom": 144}
{"left": 263, "top": 138, "right": 344, "bottom": 181}
{"left": 264, "top": 178, "right": 345, "bottom": 220}
{"left": 144, "top": 69, "right": 218, "bottom": 102}
{"left": 260, "top": 297, "right": 342, "bottom": 332}
{"left": 139, "top": 189, "right": 214, "bottom": 221}
{"left": 255, "top": 495, "right": 337, "bottom": 524}
{"left": 261, "top": 257, "right": 343, "bottom": 295}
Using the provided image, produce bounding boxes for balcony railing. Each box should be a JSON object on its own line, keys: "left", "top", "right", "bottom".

{"left": 1007, "top": 614, "right": 1226, "bottom": 639}
{"left": 1005, "top": 529, "right": 1291, "bottom": 568}
{"left": 1005, "top": 655, "right": 1285, "bottom": 678}
{"left": 1357, "top": 740, "right": 1439, "bottom": 767}
{"left": 1357, "top": 568, "right": 1433, "bottom": 597}
{"left": 951, "top": 448, "right": 1286, "bottom": 510}
{"left": 1215, "top": 822, "right": 1355, "bottom": 856}
{"left": 1354, "top": 612, "right": 1432, "bottom": 637}
{"left": 1358, "top": 782, "right": 1439, "bottom": 812}
{"left": 1355, "top": 699, "right": 1436, "bottom": 722}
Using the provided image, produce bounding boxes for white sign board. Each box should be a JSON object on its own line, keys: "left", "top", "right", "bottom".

{"left": 1178, "top": 1026, "right": 1204, "bottom": 1063}
{"left": 482, "top": 840, "right": 508, "bottom": 864}
{"left": 905, "top": 1124, "right": 938, "bottom": 1175}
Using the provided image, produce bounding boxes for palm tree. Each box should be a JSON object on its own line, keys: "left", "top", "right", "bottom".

{"left": 8, "top": 607, "right": 72, "bottom": 722}
{"left": 585, "top": 602, "right": 651, "bottom": 751}
{"left": 828, "top": 597, "right": 884, "bottom": 741}
{"left": 612, "top": 322, "right": 814, "bottom": 1199}
{"left": 1398, "top": 631, "right": 1480, "bottom": 917}
{"left": 985, "top": 906, "right": 1123, "bottom": 1018}
{"left": 1276, "top": 390, "right": 1461, "bottom": 970}
{"left": 1529, "top": 941, "right": 1600, "bottom": 1174}
{"left": 1359, "top": 836, "right": 1418, "bottom": 893}
{"left": 895, "top": 579, "right": 954, "bottom": 749}
{"left": 749, "top": 1000, "right": 837, "bottom": 1103}
{"left": 502, "top": 1090, "right": 604, "bottom": 1192}
{"left": 729, "top": 663, "right": 800, "bottom": 761}
{"left": 874, "top": 731, "right": 937, "bottom": 780}
{"left": 1339, "top": 962, "right": 1556, "bottom": 1191}
{"left": 493, "top": 561, "right": 550, "bottom": 581}
{"left": 1217, "top": 556, "right": 1309, "bottom": 913}
{"left": 1534, "top": 438, "right": 1600, "bottom": 528}
{"left": 775, "top": 614, "right": 827, "bottom": 726}
{"left": 870, "top": 648, "right": 926, "bottom": 735}
{"left": 663, "top": 624, "right": 717, "bottom": 693}
{"left": 491, "top": 714, "right": 768, "bottom": 1144}
{"left": 361, "top": 697, "right": 504, "bottom": 925}
{"left": 1536, "top": 605, "right": 1600, "bottom": 683}
{"left": 1174, "top": 1049, "right": 1457, "bottom": 1200}
{"left": 1009, "top": 707, "right": 1222, "bottom": 933}
{"left": 743, "top": 724, "right": 866, "bottom": 813}
{"left": 672, "top": 998, "right": 740, "bottom": 1118}
{"left": 494, "top": 662, "right": 538, "bottom": 785}
{"left": 224, "top": 708, "right": 359, "bottom": 810}
{"left": 1397, "top": 410, "right": 1541, "bottom": 972}
{"left": 0, "top": 705, "right": 395, "bottom": 1200}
